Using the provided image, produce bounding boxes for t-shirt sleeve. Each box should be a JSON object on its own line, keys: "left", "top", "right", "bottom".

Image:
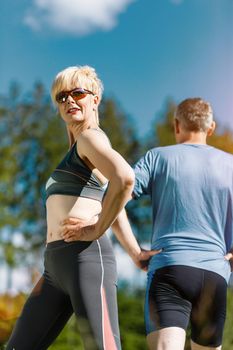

{"left": 133, "top": 150, "right": 153, "bottom": 199}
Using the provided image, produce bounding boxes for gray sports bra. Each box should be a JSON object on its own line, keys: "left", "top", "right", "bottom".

{"left": 45, "top": 142, "right": 107, "bottom": 202}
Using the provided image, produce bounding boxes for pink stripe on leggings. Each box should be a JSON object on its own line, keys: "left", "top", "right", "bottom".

{"left": 101, "top": 286, "right": 118, "bottom": 350}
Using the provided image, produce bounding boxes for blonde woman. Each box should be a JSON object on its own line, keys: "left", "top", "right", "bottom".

{"left": 7, "top": 66, "right": 139, "bottom": 350}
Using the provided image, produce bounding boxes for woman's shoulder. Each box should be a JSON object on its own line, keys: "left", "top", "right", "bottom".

{"left": 78, "top": 128, "right": 111, "bottom": 146}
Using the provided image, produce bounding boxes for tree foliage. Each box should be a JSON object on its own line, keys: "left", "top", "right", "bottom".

{"left": 0, "top": 82, "right": 68, "bottom": 232}
{"left": 100, "top": 98, "right": 140, "bottom": 164}
{"left": 0, "top": 82, "right": 69, "bottom": 288}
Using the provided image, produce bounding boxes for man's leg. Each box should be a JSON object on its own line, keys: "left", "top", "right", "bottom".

{"left": 190, "top": 271, "right": 227, "bottom": 350}
{"left": 191, "top": 340, "right": 221, "bottom": 350}
{"left": 145, "top": 267, "right": 194, "bottom": 350}
{"left": 147, "top": 327, "right": 186, "bottom": 350}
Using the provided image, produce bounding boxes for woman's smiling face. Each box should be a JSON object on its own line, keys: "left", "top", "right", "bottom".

{"left": 57, "top": 86, "right": 98, "bottom": 125}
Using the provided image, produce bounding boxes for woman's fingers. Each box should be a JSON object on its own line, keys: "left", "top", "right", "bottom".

{"left": 61, "top": 217, "right": 89, "bottom": 236}
{"left": 225, "top": 252, "right": 233, "bottom": 261}
{"left": 148, "top": 249, "right": 162, "bottom": 256}
{"left": 61, "top": 220, "right": 85, "bottom": 235}
{"left": 63, "top": 230, "right": 82, "bottom": 242}
{"left": 62, "top": 224, "right": 79, "bottom": 232}
{"left": 62, "top": 231, "right": 73, "bottom": 240}
{"left": 61, "top": 217, "right": 80, "bottom": 225}
{"left": 140, "top": 249, "right": 162, "bottom": 260}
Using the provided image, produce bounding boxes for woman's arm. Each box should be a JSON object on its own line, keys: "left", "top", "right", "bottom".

{"left": 61, "top": 129, "right": 134, "bottom": 241}
{"left": 111, "top": 209, "right": 141, "bottom": 260}
{"left": 111, "top": 209, "right": 161, "bottom": 271}
{"left": 225, "top": 249, "right": 233, "bottom": 272}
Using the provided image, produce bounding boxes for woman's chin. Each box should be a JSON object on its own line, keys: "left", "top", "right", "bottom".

{"left": 71, "top": 114, "right": 84, "bottom": 122}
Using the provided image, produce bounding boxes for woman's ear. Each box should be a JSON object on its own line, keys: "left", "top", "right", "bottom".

{"left": 93, "top": 95, "right": 99, "bottom": 109}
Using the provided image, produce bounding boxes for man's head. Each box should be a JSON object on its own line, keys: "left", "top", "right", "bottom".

{"left": 174, "top": 98, "right": 216, "bottom": 143}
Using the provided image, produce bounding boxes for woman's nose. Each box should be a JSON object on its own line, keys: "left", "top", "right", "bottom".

{"left": 66, "top": 94, "right": 76, "bottom": 104}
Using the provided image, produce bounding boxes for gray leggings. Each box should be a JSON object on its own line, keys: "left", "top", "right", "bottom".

{"left": 6, "top": 235, "right": 121, "bottom": 350}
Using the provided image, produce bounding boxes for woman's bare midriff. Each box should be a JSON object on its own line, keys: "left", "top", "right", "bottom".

{"left": 46, "top": 194, "right": 102, "bottom": 243}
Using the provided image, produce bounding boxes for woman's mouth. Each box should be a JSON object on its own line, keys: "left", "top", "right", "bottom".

{"left": 67, "top": 107, "right": 81, "bottom": 114}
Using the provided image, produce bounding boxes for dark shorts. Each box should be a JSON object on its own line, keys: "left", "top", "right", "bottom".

{"left": 145, "top": 265, "right": 227, "bottom": 347}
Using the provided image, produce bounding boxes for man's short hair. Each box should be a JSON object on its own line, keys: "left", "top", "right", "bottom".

{"left": 175, "top": 98, "right": 213, "bottom": 132}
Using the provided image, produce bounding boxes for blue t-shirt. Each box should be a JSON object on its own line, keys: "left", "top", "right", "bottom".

{"left": 133, "top": 144, "right": 233, "bottom": 282}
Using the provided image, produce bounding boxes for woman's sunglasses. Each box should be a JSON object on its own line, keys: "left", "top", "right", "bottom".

{"left": 55, "top": 88, "right": 94, "bottom": 104}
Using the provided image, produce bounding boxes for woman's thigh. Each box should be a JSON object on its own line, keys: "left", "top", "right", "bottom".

{"left": 6, "top": 275, "right": 72, "bottom": 350}
{"left": 69, "top": 236, "right": 121, "bottom": 350}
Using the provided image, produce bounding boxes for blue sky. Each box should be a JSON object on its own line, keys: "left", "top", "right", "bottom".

{"left": 1, "top": 0, "right": 233, "bottom": 137}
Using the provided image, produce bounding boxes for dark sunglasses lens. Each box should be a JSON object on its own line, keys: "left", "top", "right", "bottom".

{"left": 71, "top": 89, "right": 87, "bottom": 100}
{"left": 56, "top": 92, "right": 68, "bottom": 103}
{"left": 56, "top": 89, "right": 91, "bottom": 103}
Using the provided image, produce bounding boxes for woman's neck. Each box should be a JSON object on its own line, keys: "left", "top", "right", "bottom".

{"left": 68, "top": 121, "right": 99, "bottom": 140}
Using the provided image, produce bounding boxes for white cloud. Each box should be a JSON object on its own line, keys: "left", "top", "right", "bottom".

{"left": 24, "top": 0, "right": 135, "bottom": 36}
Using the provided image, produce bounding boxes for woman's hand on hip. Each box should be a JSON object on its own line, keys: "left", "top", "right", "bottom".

{"left": 132, "top": 248, "right": 162, "bottom": 272}
{"left": 225, "top": 251, "right": 233, "bottom": 272}
{"left": 61, "top": 217, "right": 99, "bottom": 242}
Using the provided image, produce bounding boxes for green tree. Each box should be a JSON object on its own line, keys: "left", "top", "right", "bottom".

{"left": 0, "top": 82, "right": 68, "bottom": 287}
{"left": 147, "top": 98, "right": 176, "bottom": 149}
{"left": 100, "top": 98, "right": 140, "bottom": 164}
{"left": 222, "top": 288, "right": 233, "bottom": 349}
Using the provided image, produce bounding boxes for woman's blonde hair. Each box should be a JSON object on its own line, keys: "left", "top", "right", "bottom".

{"left": 51, "top": 65, "right": 104, "bottom": 105}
